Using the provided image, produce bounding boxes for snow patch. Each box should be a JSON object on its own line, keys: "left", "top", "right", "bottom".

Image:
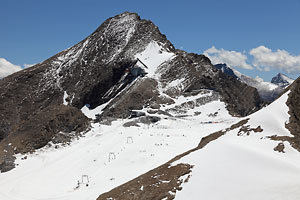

{"left": 63, "top": 91, "right": 68, "bottom": 105}
{"left": 81, "top": 100, "right": 111, "bottom": 120}
{"left": 135, "top": 42, "right": 175, "bottom": 78}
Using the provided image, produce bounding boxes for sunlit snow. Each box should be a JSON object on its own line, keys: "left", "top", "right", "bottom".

{"left": 135, "top": 42, "right": 175, "bottom": 78}
{"left": 174, "top": 91, "right": 300, "bottom": 200}
{"left": 0, "top": 93, "right": 235, "bottom": 200}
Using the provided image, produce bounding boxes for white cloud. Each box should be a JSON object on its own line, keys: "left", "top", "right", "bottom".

{"left": 0, "top": 58, "right": 22, "bottom": 78}
{"left": 23, "top": 63, "right": 35, "bottom": 68}
{"left": 204, "top": 46, "right": 253, "bottom": 70}
{"left": 254, "top": 75, "right": 264, "bottom": 82}
{"left": 250, "top": 46, "right": 300, "bottom": 73}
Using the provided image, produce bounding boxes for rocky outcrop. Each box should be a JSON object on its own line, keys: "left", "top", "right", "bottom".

{"left": 286, "top": 77, "right": 300, "bottom": 148}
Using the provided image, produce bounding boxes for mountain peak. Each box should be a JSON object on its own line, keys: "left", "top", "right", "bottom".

{"left": 117, "top": 11, "right": 140, "bottom": 19}
{"left": 271, "top": 73, "right": 294, "bottom": 88}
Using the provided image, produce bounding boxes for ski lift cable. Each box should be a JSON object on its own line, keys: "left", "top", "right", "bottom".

{"left": 136, "top": 58, "right": 148, "bottom": 69}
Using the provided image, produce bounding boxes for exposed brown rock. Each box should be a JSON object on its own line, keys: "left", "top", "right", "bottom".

{"left": 274, "top": 142, "right": 285, "bottom": 153}
{"left": 98, "top": 163, "right": 192, "bottom": 200}
{"left": 268, "top": 135, "right": 300, "bottom": 152}
{"left": 286, "top": 77, "right": 300, "bottom": 150}
{"left": 237, "top": 125, "right": 263, "bottom": 136}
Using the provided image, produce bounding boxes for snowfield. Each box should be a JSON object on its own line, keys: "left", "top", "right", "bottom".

{"left": 1, "top": 90, "right": 299, "bottom": 200}
{"left": 174, "top": 91, "right": 300, "bottom": 200}
{"left": 0, "top": 93, "right": 236, "bottom": 200}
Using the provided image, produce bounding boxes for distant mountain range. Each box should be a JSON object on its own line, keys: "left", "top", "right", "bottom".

{"left": 214, "top": 63, "right": 294, "bottom": 102}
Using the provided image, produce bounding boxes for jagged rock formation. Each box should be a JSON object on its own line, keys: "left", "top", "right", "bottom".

{"left": 0, "top": 12, "right": 261, "bottom": 172}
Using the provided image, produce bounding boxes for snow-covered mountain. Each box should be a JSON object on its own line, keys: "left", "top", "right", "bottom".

{"left": 0, "top": 12, "right": 299, "bottom": 200}
{"left": 0, "top": 12, "right": 261, "bottom": 173}
{"left": 214, "top": 63, "right": 294, "bottom": 102}
{"left": 271, "top": 72, "right": 294, "bottom": 88}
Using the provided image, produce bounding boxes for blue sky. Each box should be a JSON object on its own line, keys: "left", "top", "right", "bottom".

{"left": 0, "top": 0, "right": 300, "bottom": 80}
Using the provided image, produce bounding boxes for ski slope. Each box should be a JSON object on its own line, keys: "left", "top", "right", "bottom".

{"left": 0, "top": 94, "right": 235, "bottom": 200}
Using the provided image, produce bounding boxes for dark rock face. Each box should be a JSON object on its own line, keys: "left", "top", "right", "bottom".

{"left": 0, "top": 105, "right": 89, "bottom": 172}
{"left": 158, "top": 54, "right": 261, "bottom": 116}
{"left": 0, "top": 12, "right": 262, "bottom": 172}
{"left": 214, "top": 63, "right": 285, "bottom": 103}
{"left": 183, "top": 62, "right": 261, "bottom": 116}
{"left": 286, "top": 77, "right": 300, "bottom": 148}
{"left": 4, "top": 105, "right": 89, "bottom": 153}
{"left": 214, "top": 72, "right": 261, "bottom": 116}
